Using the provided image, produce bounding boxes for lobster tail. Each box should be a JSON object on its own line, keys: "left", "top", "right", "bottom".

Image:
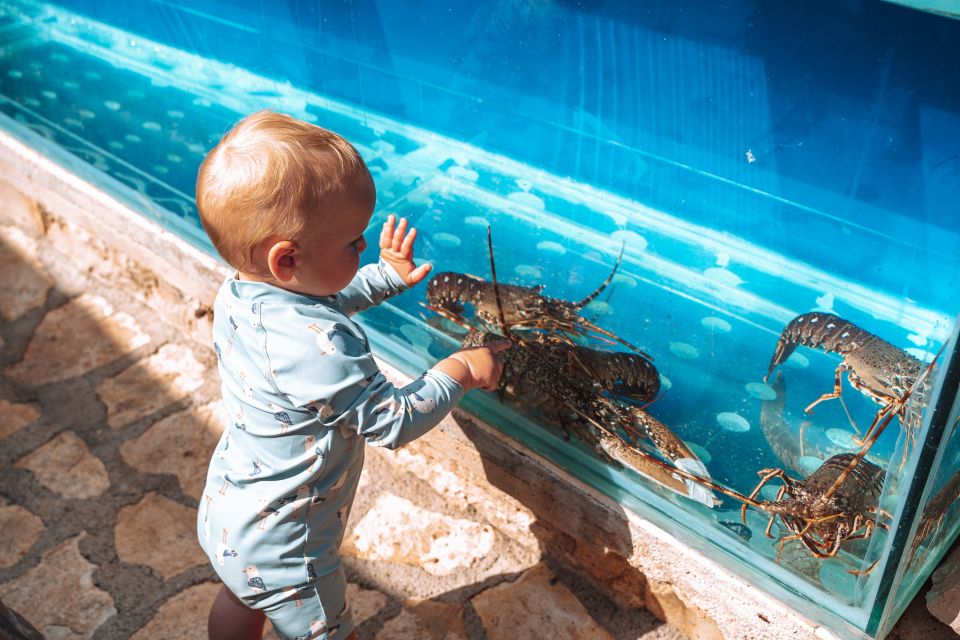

{"left": 765, "top": 312, "right": 870, "bottom": 382}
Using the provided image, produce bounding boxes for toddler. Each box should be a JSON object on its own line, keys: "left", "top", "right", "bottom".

{"left": 195, "top": 110, "right": 508, "bottom": 640}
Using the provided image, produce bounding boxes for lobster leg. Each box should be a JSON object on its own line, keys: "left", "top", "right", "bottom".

{"left": 804, "top": 364, "right": 847, "bottom": 415}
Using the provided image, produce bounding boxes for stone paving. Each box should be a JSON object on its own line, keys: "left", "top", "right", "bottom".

{"left": 0, "top": 185, "right": 955, "bottom": 640}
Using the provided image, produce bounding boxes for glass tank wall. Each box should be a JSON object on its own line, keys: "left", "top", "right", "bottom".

{"left": 0, "top": 1, "right": 957, "bottom": 638}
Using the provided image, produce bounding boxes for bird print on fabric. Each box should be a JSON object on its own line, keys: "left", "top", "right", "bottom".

{"left": 308, "top": 323, "right": 338, "bottom": 355}
{"left": 244, "top": 565, "right": 267, "bottom": 593}
{"left": 216, "top": 529, "right": 238, "bottom": 566}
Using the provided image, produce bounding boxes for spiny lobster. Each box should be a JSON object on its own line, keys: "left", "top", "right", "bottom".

{"left": 765, "top": 312, "right": 936, "bottom": 462}
{"left": 739, "top": 452, "right": 889, "bottom": 575}
{"left": 461, "top": 330, "right": 716, "bottom": 507}
{"left": 426, "top": 247, "right": 649, "bottom": 357}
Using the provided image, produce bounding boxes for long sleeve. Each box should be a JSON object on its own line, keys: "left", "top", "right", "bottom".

{"left": 336, "top": 259, "right": 409, "bottom": 316}
{"left": 262, "top": 300, "right": 463, "bottom": 449}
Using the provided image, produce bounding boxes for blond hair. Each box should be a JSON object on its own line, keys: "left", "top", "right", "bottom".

{"left": 196, "top": 109, "right": 372, "bottom": 272}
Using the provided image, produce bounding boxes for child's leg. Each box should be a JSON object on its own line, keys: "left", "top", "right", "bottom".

{"left": 208, "top": 584, "right": 266, "bottom": 640}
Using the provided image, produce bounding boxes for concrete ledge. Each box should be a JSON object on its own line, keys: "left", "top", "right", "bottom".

{"left": 0, "top": 126, "right": 836, "bottom": 640}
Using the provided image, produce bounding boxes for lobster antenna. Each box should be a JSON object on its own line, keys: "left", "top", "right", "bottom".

{"left": 486, "top": 226, "right": 513, "bottom": 341}
{"left": 577, "top": 239, "right": 625, "bottom": 309}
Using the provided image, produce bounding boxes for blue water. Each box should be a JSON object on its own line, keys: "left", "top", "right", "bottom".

{"left": 1, "top": 1, "right": 958, "bottom": 638}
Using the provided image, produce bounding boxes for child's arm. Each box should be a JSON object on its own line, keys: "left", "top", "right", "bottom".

{"left": 337, "top": 215, "right": 431, "bottom": 315}
{"left": 270, "top": 311, "right": 508, "bottom": 450}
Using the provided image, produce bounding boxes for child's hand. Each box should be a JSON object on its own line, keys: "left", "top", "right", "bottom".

{"left": 379, "top": 214, "right": 432, "bottom": 286}
{"left": 434, "top": 340, "right": 511, "bottom": 391}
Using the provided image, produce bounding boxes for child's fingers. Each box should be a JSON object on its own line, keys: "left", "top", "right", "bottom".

{"left": 391, "top": 218, "right": 408, "bottom": 251}
{"left": 380, "top": 214, "right": 396, "bottom": 248}
{"left": 406, "top": 262, "right": 432, "bottom": 285}
{"left": 400, "top": 226, "right": 417, "bottom": 255}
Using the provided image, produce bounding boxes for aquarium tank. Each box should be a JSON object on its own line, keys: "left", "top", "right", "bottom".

{"left": 0, "top": 1, "right": 957, "bottom": 638}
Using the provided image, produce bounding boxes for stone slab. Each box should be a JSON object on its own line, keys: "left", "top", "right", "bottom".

{"left": 98, "top": 342, "right": 205, "bottom": 429}
{"left": 13, "top": 430, "right": 109, "bottom": 499}
{"left": 0, "top": 535, "right": 116, "bottom": 640}
{"left": 115, "top": 492, "right": 208, "bottom": 580}
{"left": 4, "top": 294, "right": 150, "bottom": 386}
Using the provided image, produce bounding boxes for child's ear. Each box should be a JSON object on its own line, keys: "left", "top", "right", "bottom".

{"left": 266, "top": 240, "right": 299, "bottom": 283}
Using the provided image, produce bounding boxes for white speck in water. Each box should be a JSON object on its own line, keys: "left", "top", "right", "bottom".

{"left": 825, "top": 428, "right": 858, "bottom": 449}
{"left": 584, "top": 301, "right": 613, "bottom": 316}
{"left": 514, "top": 264, "right": 542, "bottom": 278}
{"left": 78, "top": 109, "right": 95, "bottom": 119}
{"left": 516, "top": 179, "right": 533, "bottom": 191}
{"left": 166, "top": 154, "right": 182, "bottom": 163}
{"left": 83, "top": 70, "right": 101, "bottom": 80}
{"left": 188, "top": 143, "right": 206, "bottom": 154}
{"left": 464, "top": 216, "right": 489, "bottom": 227}
{"left": 193, "top": 97, "right": 212, "bottom": 107}
{"left": 702, "top": 317, "right": 732, "bottom": 333}
{"left": 142, "top": 121, "right": 162, "bottom": 131}
{"left": 716, "top": 252, "right": 730, "bottom": 268}
{"left": 28, "top": 61, "right": 43, "bottom": 70}
{"left": 717, "top": 412, "right": 750, "bottom": 432}
{"left": 745, "top": 382, "right": 777, "bottom": 401}
{"left": 819, "top": 562, "right": 859, "bottom": 596}
{"left": 63, "top": 118, "right": 82, "bottom": 128}
{"left": 797, "top": 456, "right": 824, "bottom": 476}
{"left": 126, "top": 89, "right": 145, "bottom": 100}
{"left": 703, "top": 267, "right": 744, "bottom": 286}
{"left": 50, "top": 52, "right": 69, "bottom": 62}
{"left": 41, "top": 90, "right": 57, "bottom": 100}
{"left": 784, "top": 353, "right": 809, "bottom": 369}
{"left": 7, "top": 69, "right": 22, "bottom": 78}
{"left": 685, "top": 441, "right": 712, "bottom": 464}
{"left": 124, "top": 134, "right": 141, "bottom": 143}
{"left": 659, "top": 374, "right": 672, "bottom": 391}
{"left": 63, "top": 80, "right": 79, "bottom": 90}
{"left": 536, "top": 240, "right": 566, "bottom": 255}
{"left": 669, "top": 342, "right": 700, "bottom": 359}
{"left": 153, "top": 165, "right": 169, "bottom": 174}
{"left": 508, "top": 191, "right": 545, "bottom": 210}
{"left": 612, "top": 274, "right": 636, "bottom": 287}
{"left": 23, "top": 98, "right": 40, "bottom": 107}
{"left": 746, "top": 149, "right": 757, "bottom": 164}
{"left": 815, "top": 292, "right": 835, "bottom": 311}
{"left": 107, "top": 141, "right": 124, "bottom": 150}
{"left": 446, "top": 165, "right": 479, "bottom": 182}
{"left": 611, "top": 229, "right": 648, "bottom": 252}
{"left": 104, "top": 100, "right": 121, "bottom": 111}
{"left": 433, "top": 232, "right": 461, "bottom": 248}
{"left": 167, "top": 109, "right": 184, "bottom": 119}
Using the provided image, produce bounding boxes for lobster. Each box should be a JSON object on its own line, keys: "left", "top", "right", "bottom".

{"left": 461, "top": 330, "right": 716, "bottom": 507}
{"left": 740, "top": 452, "right": 889, "bottom": 575}
{"left": 765, "top": 312, "right": 934, "bottom": 460}
{"left": 425, "top": 247, "right": 649, "bottom": 357}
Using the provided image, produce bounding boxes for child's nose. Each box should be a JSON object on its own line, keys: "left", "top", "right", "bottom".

{"left": 356, "top": 236, "right": 368, "bottom": 253}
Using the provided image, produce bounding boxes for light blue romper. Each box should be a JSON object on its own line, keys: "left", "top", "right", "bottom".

{"left": 197, "top": 260, "right": 464, "bottom": 640}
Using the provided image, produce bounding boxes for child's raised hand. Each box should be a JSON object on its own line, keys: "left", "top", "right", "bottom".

{"left": 379, "top": 214, "right": 432, "bottom": 286}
